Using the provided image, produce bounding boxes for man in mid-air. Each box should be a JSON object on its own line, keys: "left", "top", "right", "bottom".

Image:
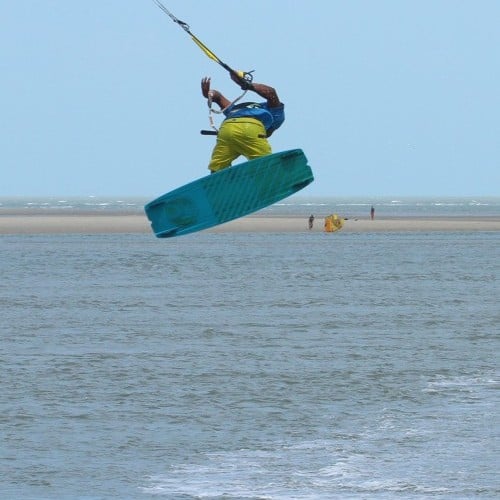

{"left": 201, "top": 71, "right": 285, "bottom": 173}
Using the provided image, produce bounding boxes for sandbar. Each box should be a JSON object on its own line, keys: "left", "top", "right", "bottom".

{"left": 1, "top": 213, "right": 500, "bottom": 235}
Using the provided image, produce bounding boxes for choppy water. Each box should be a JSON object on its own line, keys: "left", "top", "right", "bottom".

{"left": 1, "top": 195, "right": 500, "bottom": 218}
{"left": 1, "top": 231, "right": 499, "bottom": 499}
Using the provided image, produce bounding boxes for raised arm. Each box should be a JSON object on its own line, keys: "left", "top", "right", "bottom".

{"left": 229, "top": 71, "right": 282, "bottom": 108}
{"left": 201, "top": 77, "right": 231, "bottom": 110}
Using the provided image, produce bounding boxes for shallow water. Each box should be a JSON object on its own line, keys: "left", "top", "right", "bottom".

{"left": 1, "top": 195, "right": 500, "bottom": 218}
{"left": 1, "top": 231, "right": 499, "bottom": 499}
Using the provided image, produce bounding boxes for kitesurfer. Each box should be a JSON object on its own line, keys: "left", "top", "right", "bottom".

{"left": 201, "top": 71, "right": 285, "bottom": 173}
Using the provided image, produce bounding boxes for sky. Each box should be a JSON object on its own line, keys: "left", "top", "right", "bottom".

{"left": 1, "top": 0, "right": 499, "bottom": 197}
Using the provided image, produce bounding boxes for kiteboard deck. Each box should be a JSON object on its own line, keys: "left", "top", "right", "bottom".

{"left": 144, "top": 149, "right": 314, "bottom": 238}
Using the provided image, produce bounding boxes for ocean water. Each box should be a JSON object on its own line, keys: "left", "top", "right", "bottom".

{"left": 1, "top": 230, "right": 499, "bottom": 499}
{"left": 1, "top": 195, "right": 500, "bottom": 218}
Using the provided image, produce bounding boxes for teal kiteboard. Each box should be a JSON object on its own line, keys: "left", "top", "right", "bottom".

{"left": 144, "top": 149, "right": 314, "bottom": 238}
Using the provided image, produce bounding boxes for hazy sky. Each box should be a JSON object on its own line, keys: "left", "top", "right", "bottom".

{"left": 2, "top": 1, "right": 499, "bottom": 197}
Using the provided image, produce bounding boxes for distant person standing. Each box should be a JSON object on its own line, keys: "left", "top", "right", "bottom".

{"left": 370, "top": 206, "right": 375, "bottom": 220}
{"left": 308, "top": 214, "right": 315, "bottom": 230}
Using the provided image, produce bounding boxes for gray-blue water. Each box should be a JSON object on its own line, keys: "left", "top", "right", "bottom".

{"left": 1, "top": 231, "right": 499, "bottom": 499}
{"left": 2, "top": 195, "right": 500, "bottom": 218}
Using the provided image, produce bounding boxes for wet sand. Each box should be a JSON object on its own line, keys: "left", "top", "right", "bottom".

{"left": 1, "top": 213, "right": 500, "bottom": 235}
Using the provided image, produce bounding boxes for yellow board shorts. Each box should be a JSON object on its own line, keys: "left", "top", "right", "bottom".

{"left": 208, "top": 117, "right": 272, "bottom": 173}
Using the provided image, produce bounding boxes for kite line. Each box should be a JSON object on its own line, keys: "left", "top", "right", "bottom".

{"left": 151, "top": 0, "right": 254, "bottom": 86}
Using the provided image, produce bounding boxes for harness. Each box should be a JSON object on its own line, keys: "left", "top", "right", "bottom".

{"left": 206, "top": 89, "right": 249, "bottom": 133}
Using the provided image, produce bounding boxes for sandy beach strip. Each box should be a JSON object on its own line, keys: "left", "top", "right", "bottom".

{"left": 1, "top": 213, "right": 500, "bottom": 235}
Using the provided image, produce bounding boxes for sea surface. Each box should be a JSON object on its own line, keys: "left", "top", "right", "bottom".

{"left": 1, "top": 214, "right": 499, "bottom": 498}
{"left": 1, "top": 195, "right": 500, "bottom": 218}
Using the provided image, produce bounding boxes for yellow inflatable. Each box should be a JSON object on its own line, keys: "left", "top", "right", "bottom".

{"left": 324, "top": 214, "right": 344, "bottom": 232}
